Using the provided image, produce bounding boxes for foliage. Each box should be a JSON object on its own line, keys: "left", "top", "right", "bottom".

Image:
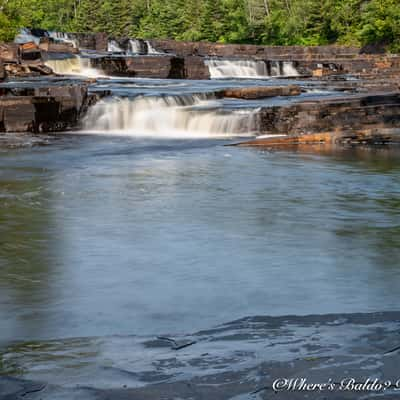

{"left": 1, "top": 0, "right": 400, "bottom": 52}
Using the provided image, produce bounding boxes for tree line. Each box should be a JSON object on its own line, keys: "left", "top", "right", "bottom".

{"left": 1, "top": 0, "right": 400, "bottom": 51}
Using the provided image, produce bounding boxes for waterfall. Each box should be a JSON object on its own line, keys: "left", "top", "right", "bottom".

{"left": 282, "top": 61, "right": 299, "bottom": 76}
{"left": 48, "top": 31, "right": 78, "bottom": 48}
{"left": 14, "top": 28, "right": 41, "bottom": 45}
{"left": 107, "top": 40, "right": 124, "bottom": 53}
{"left": 45, "top": 56, "right": 103, "bottom": 78}
{"left": 206, "top": 59, "right": 268, "bottom": 78}
{"left": 82, "top": 94, "right": 259, "bottom": 138}
{"left": 129, "top": 39, "right": 142, "bottom": 54}
{"left": 205, "top": 59, "right": 299, "bottom": 79}
{"left": 146, "top": 41, "right": 163, "bottom": 55}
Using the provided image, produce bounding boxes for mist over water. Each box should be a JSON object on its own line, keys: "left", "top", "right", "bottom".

{"left": 82, "top": 94, "right": 259, "bottom": 137}
{"left": 45, "top": 56, "right": 104, "bottom": 77}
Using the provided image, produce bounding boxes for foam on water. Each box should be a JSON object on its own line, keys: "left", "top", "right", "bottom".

{"left": 206, "top": 59, "right": 299, "bottom": 79}
{"left": 45, "top": 56, "right": 103, "bottom": 78}
{"left": 82, "top": 94, "right": 259, "bottom": 138}
{"left": 108, "top": 40, "right": 124, "bottom": 53}
{"left": 14, "top": 28, "right": 41, "bottom": 45}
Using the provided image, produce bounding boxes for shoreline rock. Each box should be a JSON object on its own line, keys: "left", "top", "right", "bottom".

{"left": 0, "top": 83, "right": 97, "bottom": 133}
{"left": 217, "top": 85, "right": 301, "bottom": 99}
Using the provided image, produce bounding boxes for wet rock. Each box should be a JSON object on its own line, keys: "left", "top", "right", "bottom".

{"left": 218, "top": 85, "right": 301, "bottom": 99}
{"left": 0, "top": 83, "right": 95, "bottom": 133}
{"left": 233, "top": 92, "right": 400, "bottom": 147}
{"left": 91, "top": 55, "right": 186, "bottom": 78}
{"left": 0, "top": 97, "right": 36, "bottom": 132}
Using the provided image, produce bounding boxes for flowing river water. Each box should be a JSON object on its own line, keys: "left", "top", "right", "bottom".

{"left": 1, "top": 61, "right": 400, "bottom": 391}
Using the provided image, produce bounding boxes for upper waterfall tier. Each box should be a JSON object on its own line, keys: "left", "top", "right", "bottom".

{"left": 205, "top": 59, "right": 299, "bottom": 79}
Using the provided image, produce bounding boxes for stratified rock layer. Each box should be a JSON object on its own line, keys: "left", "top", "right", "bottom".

{"left": 0, "top": 83, "right": 96, "bottom": 133}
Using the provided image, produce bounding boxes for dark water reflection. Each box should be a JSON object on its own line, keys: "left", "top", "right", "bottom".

{"left": 1, "top": 137, "right": 400, "bottom": 342}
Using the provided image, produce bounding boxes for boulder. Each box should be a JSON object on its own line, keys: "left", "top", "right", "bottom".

{"left": 218, "top": 85, "right": 301, "bottom": 99}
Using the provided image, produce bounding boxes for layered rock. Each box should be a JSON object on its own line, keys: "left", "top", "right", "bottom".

{"left": 234, "top": 92, "right": 400, "bottom": 147}
{"left": 39, "top": 39, "right": 78, "bottom": 54}
{"left": 0, "top": 83, "right": 96, "bottom": 133}
{"left": 217, "top": 85, "right": 301, "bottom": 99}
{"left": 90, "top": 55, "right": 206, "bottom": 79}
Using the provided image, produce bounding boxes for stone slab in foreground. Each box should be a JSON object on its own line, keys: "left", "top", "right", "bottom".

{"left": 1, "top": 312, "right": 400, "bottom": 399}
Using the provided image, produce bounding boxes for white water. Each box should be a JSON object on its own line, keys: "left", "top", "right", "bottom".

{"left": 45, "top": 56, "right": 103, "bottom": 78}
{"left": 82, "top": 94, "right": 259, "bottom": 138}
{"left": 14, "top": 28, "right": 41, "bottom": 45}
{"left": 282, "top": 61, "right": 299, "bottom": 76}
{"left": 129, "top": 39, "right": 142, "bottom": 54}
{"left": 48, "top": 31, "right": 78, "bottom": 48}
{"left": 206, "top": 59, "right": 299, "bottom": 79}
{"left": 108, "top": 40, "right": 124, "bottom": 53}
{"left": 146, "top": 41, "right": 163, "bottom": 55}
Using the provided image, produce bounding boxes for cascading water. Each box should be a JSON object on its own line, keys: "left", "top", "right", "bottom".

{"left": 205, "top": 59, "right": 299, "bottom": 78}
{"left": 146, "top": 41, "right": 163, "bottom": 55}
{"left": 108, "top": 40, "right": 124, "bottom": 53}
{"left": 82, "top": 94, "right": 259, "bottom": 138}
{"left": 282, "top": 61, "right": 299, "bottom": 76}
{"left": 14, "top": 28, "right": 41, "bottom": 45}
{"left": 206, "top": 59, "right": 268, "bottom": 79}
{"left": 129, "top": 39, "right": 142, "bottom": 54}
{"left": 48, "top": 31, "right": 78, "bottom": 48}
{"left": 45, "top": 56, "right": 103, "bottom": 78}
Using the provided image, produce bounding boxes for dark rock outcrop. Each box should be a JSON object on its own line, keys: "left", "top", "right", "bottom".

{"left": 0, "top": 59, "right": 4, "bottom": 80}
{"left": 184, "top": 56, "right": 210, "bottom": 79}
{"left": 233, "top": 92, "right": 400, "bottom": 147}
{"left": 91, "top": 55, "right": 186, "bottom": 78}
{"left": 0, "top": 83, "right": 96, "bottom": 133}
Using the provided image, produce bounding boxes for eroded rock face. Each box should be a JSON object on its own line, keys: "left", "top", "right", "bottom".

{"left": 90, "top": 55, "right": 187, "bottom": 78}
{"left": 184, "top": 56, "right": 210, "bottom": 79}
{"left": 0, "top": 84, "right": 96, "bottom": 133}
{"left": 232, "top": 92, "right": 400, "bottom": 147}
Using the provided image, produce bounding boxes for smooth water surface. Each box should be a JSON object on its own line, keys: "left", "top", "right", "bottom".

{"left": 1, "top": 136, "right": 400, "bottom": 342}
